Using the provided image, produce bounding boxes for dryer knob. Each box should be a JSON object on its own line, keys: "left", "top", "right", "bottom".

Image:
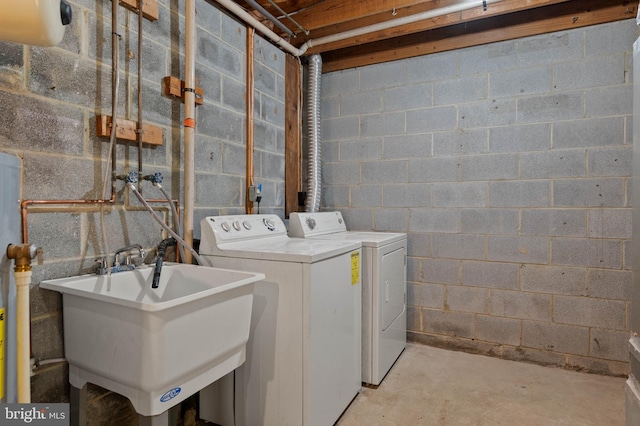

{"left": 221, "top": 222, "right": 231, "bottom": 232}
{"left": 233, "top": 221, "right": 241, "bottom": 231}
{"left": 263, "top": 218, "right": 275, "bottom": 231}
{"left": 243, "top": 221, "right": 252, "bottom": 230}
{"left": 306, "top": 218, "right": 316, "bottom": 229}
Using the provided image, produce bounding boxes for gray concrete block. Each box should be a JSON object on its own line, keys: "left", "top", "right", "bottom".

{"left": 409, "top": 157, "right": 459, "bottom": 183}
{"left": 489, "top": 124, "right": 550, "bottom": 153}
{"left": 341, "top": 90, "right": 383, "bottom": 116}
{"left": 322, "top": 68, "right": 360, "bottom": 97}
{"left": 517, "top": 30, "right": 583, "bottom": 67}
{"left": 407, "top": 106, "right": 457, "bottom": 133}
{"left": 432, "top": 182, "right": 486, "bottom": 207}
{"left": 406, "top": 51, "right": 457, "bottom": 83}
{"left": 408, "top": 233, "right": 431, "bottom": 257}
{"left": 624, "top": 240, "right": 632, "bottom": 271}
{"left": 254, "top": 121, "right": 280, "bottom": 152}
{"left": 409, "top": 208, "right": 459, "bottom": 233}
{"left": 407, "top": 257, "right": 421, "bottom": 283}
{"left": 460, "top": 208, "right": 518, "bottom": 235}
{"left": 320, "top": 140, "right": 340, "bottom": 163}
{"left": 222, "top": 76, "right": 246, "bottom": 112}
{"left": 422, "top": 309, "right": 475, "bottom": 339}
{"left": 258, "top": 95, "right": 284, "bottom": 127}
{"left": 585, "top": 85, "right": 633, "bottom": 117}
{"left": 520, "top": 150, "right": 586, "bottom": 179}
{"left": 553, "top": 117, "right": 624, "bottom": 149}
{"left": 361, "top": 112, "right": 406, "bottom": 137}
{"left": 195, "top": 173, "right": 242, "bottom": 206}
{"left": 588, "top": 269, "right": 632, "bottom": 301}
{"left": 461, "top": 261, "right": 519, "bottom": 290}
{"left": 198, "top": 103, "right": 245, "bottom": 143}
{"left": 458, "top": 99, "right": 517, "bottom": 129}
{"left": 322, "top": 116, "right": 360, "bottom": 141}
{"left": 196, "top": 0, "right": 222, "bottom": 36}
{"left": 408, "top": 283, "right": 444, "bottom": 309}
{"left": 362, "top": 160, "right": 407, "bottom": 184}
{"left": 341, "top": 137, "right": 383, "bottom": 162}
{"left": 29, "top": 212, "right": 82, "bottom": 260}
{"left": 626, "top": 116, "right": 633, "bottom": 145}
{"left": 554, "top": 296, "right": 625, "bottom": 330}
{"left": 321, "top": 186, "right": 350, "bottom": 208}
{"left": 384, "top": 83, "right": 432, "bottom": 112}
{"left": 31, "top": 313, "right": 64, "bottom": 362}
{"left": 321, "top": 163, "right": 360, "bottom": 185}
{"left": 433, "top": 129, "right": 489, "bottom": 157}
{"left": 259, "top": 151, "right": 284, "bottom": 180}
{"left": 407, "top": 306, "right": 422, "bottom": 331}
{"left": 554, "top": 55, "right": 625, "bottom": 91}
{"left": 432, "top": 234, "right": 486, "bottom": 261}
{"left": 0, "top": 91, "right": 85, "bottom": 156}
{"left": 322, "top": 96, "right": 340, "bottom": 119}
{"left": 476, "top": 315, "right": 521, "bottom": 346}
{"left": 433, "top": 75, "right": 488, "bottom": 105}
{"left": 590, "top": 328, "right": 630, "bottom": 362}
{"left": 383, "top": 183, "right": 431, "bottom": 207}
{"left": 553, "top": 178, "right": 625, "bottom": 207}
{"left": 521, "top": 265, "right": 587, "bottom": 295}
{"left": 197, "top": 31, "right": 243, "bottom": 79}
{"left": 23, "top": 154, "right": 102, "bottom": 199}
{"left": 351, "top": 185, "right": 383, "bottom": 207}
{"left": 221, "top": 12, "right": 246, "bottom": 51}
{"left": 487, "top": 236, "right": 549, "bottom": 264}
{"left": 588, "top": 209, "right": 632, "bottom": 239}
{"left": 585, "top": 19, "right": 636, "bottom": 57}
{"left": 518, "top": 92, "right": 583, "bottom": 123}
{"left": 588, "top": 146, "right": 632, "bottom": 177}
{"left": 360, "top": 60, "right": 407, "bottom": 91}
{"left": 459, "top": 153, "right": 518, "bottom": 181}
{"left": 490, "top": 290, "right": 552, "bottom": 321}
{"left": 374, "top": 208, "right": 409, "bottom": 232}
{"left": 422, "top": 258, "right": 460, "bottom": 285}
{"left": 522, "top": 320, "right": 589, "bottom": 356}
{"left": 341, "top": 208, "right": 374, "bottom": 230}
{"left": 254, "top": 36, "right": 285, "bottom": 75}
{"left": 0, "top": 42, "right": 23, "bottom": 89}
{"left": 490, "top": 66, "right": 552, "bottom": 98}
{"left": 383, "top": 134, "right": 433, "bottom": 160}
{"left": 446, "top": 285, "right": 488, "bottom": 313}
{"left": 196, "top": 66, "right": 222, "bottom": 106}
{"left": 459, "top": 41, "right": 517, "bottom": 75}
{"left": 521, "top": 209, "right": 586, "bottom": 237}
{"left": 552, "top": 237, "right": 621, "bottom": 269}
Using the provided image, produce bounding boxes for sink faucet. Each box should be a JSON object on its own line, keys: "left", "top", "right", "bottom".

{"left": 152, "top": 238, "right": 176, "bottom": 288}
{"left": 113, "top": 244, "right": 145, "bottom": 268}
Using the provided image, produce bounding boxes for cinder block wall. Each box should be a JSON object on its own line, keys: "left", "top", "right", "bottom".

{"left": 0, "top": 0, "right": 285, "bottom": 420}
{"left": 321, "top": 19, "right": 635, "bottom": 376}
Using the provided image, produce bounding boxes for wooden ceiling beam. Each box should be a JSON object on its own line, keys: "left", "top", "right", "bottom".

{"left": 299, "top": 0, "right": 573, "bottom": 53}
{"left": 321, "top": 0, "right": 636, "bottom": 73}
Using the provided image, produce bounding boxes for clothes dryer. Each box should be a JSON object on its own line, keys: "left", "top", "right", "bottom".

{"left": 289, "top": 211, "right": 406, "bottom": 386}
{"left": 199, "top": 214, "right": 361, "bottom": 426}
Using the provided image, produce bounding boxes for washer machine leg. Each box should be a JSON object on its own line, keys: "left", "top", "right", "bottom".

{"left": 139, "top": 410, "right": 169, "bottom": 426}
{"left": 70, "top": 384, "right": 87, "bottom": 426}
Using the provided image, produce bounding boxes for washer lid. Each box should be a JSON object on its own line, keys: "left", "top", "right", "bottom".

{"left": 204, "top": 235, "right": 360, "bottom": 263}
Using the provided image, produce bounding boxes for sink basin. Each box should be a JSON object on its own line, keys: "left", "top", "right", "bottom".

{"left": 40, "top": 263, "right": 264, "bottom": 416}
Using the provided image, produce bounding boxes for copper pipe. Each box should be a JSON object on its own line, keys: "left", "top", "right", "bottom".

{"left": 137, "top": 0, "right": 143, "bottom": 192}
{"left": 245, "top": 26, "right": 255, "bottom": 214}
{"left": 21, "top": 196, "right": 180, "bottom": 245}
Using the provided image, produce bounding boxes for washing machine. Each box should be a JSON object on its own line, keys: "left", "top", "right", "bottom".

{"left": 198, "top": 214, "right": 362, "bottom": 426}
{"left": 289, "top": 211, "right": 406, "bottom": 386}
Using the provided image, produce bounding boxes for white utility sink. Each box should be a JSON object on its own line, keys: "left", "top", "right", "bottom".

{"left": 40, "top": 263, "right": 264, "bottom": 416}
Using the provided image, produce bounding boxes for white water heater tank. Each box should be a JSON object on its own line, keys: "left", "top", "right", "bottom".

{"left": 0, "top": 0, "right": 72, "bottom": 47}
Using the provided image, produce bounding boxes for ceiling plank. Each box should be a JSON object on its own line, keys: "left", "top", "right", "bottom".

{"left": 321, "top": 0, "right": 635, "bottom": 72}
{"left": 299, "top": 0, "right": 573, "bottom": 53}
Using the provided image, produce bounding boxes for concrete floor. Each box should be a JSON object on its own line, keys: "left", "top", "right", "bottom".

{"left": 337, "top": 343, "right": 626, "bottom": 426}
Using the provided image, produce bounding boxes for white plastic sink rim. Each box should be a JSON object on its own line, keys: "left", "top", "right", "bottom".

{"left": 40, "top": 263, "right": 264, "bottom": 312}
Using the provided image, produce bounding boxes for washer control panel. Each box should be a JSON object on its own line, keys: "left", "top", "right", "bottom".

{"left": 202, "top": 214, "right": 287, "bottom": 243}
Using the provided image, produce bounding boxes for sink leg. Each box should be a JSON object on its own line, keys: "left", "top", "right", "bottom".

{"left": 70, "top": 384, "right": 87, "bottom": 426}
{"left": 139, "top": 410, "right": 169, "bottom": 426}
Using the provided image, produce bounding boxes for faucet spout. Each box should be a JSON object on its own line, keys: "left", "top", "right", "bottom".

{"left": 113, "top": 244, "right": 145, "bottom": 267}
{"left": 152, "top": 238, "right": 176, "bottom": 289}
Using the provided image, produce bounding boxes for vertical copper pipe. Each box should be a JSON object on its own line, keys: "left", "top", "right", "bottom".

{"left": 246, "top": 27, "right": 255, "bottom": 214}
{"left": 137, "top": 0, "right": 144, "bottom": 192}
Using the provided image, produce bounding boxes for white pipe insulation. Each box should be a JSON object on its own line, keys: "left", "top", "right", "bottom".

{"left": 211, "top": 0, "right": 504, "bottom": 57}
{"left": 183, "top": 0, "right": 196, "bottom": 264}
{"left": 15, "top": 270, "right": 31, "bottom": 403}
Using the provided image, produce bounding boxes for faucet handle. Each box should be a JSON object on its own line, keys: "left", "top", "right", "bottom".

{"left": 95, "top": 257, "right": 109, "bottom": 275}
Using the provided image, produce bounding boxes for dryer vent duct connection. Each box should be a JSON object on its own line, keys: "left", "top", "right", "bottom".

{"left": 305, "top": 54, "right": 322, "bottom": 213}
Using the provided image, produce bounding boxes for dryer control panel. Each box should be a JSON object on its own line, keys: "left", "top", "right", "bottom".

{"left": 289, "top": 211, "right": 347, "bottom": 237}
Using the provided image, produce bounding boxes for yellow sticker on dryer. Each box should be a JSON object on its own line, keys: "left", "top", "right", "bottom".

{"left": 351, "top": 251, "right": 360, "bottom": 285}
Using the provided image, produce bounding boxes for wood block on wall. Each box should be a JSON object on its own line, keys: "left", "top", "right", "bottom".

{"left": 162, "top": 76, "right": 204, "bottom": 105}
{"left": 96, "top": 115, "right": 163, "bottom": 146}
{"left": 119, "top": 0, "right": 159, "bottom": 22}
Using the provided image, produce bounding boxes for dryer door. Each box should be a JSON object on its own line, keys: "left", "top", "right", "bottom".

{"left": 381, "top": 247, "right": 406, "bottom": 331}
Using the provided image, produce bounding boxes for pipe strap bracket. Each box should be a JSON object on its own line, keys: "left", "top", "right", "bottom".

{"left": 184, "top": 118, "right": 196, "bottom": 128}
